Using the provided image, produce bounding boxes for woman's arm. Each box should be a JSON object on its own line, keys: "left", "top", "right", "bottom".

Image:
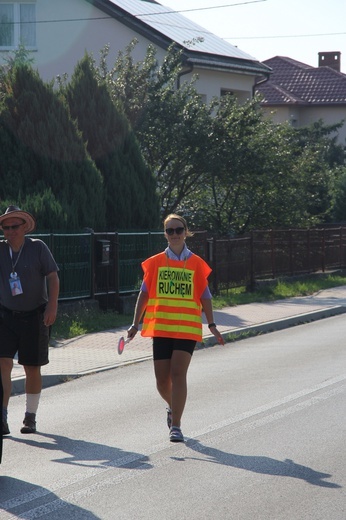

{"left": 201, "top": 297, "right": 225, "bottom": 345}
{"left": 127, "top": 290, "right": 149, "bottom": 339}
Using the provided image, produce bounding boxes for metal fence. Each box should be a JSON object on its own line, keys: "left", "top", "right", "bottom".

{"left": 33, "top": 226, "right": 346, "bottom": 310}
{"left": 36, "top": 233, "right": 93, "bottom": 299}
{"left": 209, "top": 227, "right": 346, "bottom": 293}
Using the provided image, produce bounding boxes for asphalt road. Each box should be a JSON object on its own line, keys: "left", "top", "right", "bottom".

{"left": 1, "top": 315, "right": 345, "bottom": 519}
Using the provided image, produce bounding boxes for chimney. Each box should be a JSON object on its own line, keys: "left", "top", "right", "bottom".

{"left": 318, "top": 51, "right": 341, "bottom": 72}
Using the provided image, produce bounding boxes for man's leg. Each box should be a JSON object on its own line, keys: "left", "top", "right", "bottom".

{"left": 21, "top": 365, "right": 42, "bottom": 434}
{"left": 0, "top": 358, "right": 13, "bottom": 435}
{"left": 0, "top": 371, "right": 3, "bottom": 461}
{"left": 0, "top": 358, "right": 14, "bottom": 409}
{"left": 24, "top": 365, "right": 42, "bottom": 394}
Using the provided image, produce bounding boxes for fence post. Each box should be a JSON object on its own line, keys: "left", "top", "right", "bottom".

{"left": 321, "top": 229, "right": 326, "bottom": 272}
{"left": 114, "top": 232, "right": 120, "bottom": 304}
{"left": 211, "top": 236, "right": 218, "bottom": 295}
{"left": 90, "top": 231, "right": 95, "bottom": 299}
{"left": 289, "top": 229, "right": 293, "bottom": 276}
{"left": 203, "top": 231, "right": 208, "bottom": 261}
{"left": 340, "top": 227, "right": 342, "bottom": 269}
{"left": 249, "top": 231, "right": 255, "bottom": 291}
{"left": 270, "top": 229, "right": 275, "bottom": 279}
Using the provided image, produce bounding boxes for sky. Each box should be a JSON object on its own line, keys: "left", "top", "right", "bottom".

{"left": 160, "top": 0, "right": 346, "bottom": 73}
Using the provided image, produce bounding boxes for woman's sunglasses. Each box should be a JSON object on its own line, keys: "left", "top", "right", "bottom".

{"left": 165, "top": 227, "right": 185, "bottom": 236}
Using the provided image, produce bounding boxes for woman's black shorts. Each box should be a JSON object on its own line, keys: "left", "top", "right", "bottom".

{"left": 153, "top": 337, "right": 196, "bottom": 360}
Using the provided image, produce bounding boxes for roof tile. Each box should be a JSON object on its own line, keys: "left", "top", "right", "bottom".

{"left": 256, "top": 56, "right": 346, "bottom": 105}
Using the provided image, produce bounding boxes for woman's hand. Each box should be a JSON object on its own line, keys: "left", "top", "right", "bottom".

{"left": 209, "top": 325, "right": 225, "bottom": 345}
{"left": 127, "top": 325, "right": 138, "bottom": 340}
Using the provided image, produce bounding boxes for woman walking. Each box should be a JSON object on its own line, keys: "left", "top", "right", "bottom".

{"left": 127, "top": 214, "right": 224, "bottom": 443}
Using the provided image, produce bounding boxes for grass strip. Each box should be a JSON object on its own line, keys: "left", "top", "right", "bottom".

{"left": 52, "top": 274, "right": 346, "bottom": 340}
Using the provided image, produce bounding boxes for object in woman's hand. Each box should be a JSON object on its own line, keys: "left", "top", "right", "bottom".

{"left": 117, "top": 336, "right": 131, "bottom": 355}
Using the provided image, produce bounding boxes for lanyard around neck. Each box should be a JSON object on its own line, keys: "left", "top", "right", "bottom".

{"left": 9, "top": 242, "right": 24, "bottom": 275}
{"left": 166, "top": 253, "right": 188, "bottom": 271}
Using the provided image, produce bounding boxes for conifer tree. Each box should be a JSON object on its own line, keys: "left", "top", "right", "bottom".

{"left": 0, "top": 190, "right": 65, "bottom": 231}
{"left": 0, "top": 63, "right": 105, "bottom": 230}
{"left": 62, "top": 54, "right": 159, "bottom": 230}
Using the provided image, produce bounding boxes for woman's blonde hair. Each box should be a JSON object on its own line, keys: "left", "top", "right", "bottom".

{"left": 163, "top": 213, "right": 193, "bottom": 237}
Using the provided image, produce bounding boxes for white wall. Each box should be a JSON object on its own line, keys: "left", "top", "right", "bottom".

{"left": 181, "top": 67, "right": 255, "bottom": 104}
{"left": 0, "top": 0, "right": 257, "bottom": 102}
{"left": 300, "top": 106, "right": 346, "bottom": 145}
{"left": 262, "top": 105, "right": 346, "bottom": 145}
{"left": 34, "top": 0, "right": 165, "bottom": 81}
{"left": 0, "top": 0, "right": 166, "bottom": 80}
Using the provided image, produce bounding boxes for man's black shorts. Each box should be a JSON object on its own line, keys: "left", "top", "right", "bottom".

{"left": 0, "top": 306, "right": 49, "bottom": 366}
{"left": 153, "top": 337, "right": 196, "bottom": 360}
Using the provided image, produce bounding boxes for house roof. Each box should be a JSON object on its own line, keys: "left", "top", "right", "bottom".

{"left": 256, "top": 56, "right": 346, "bottom": 105}
{"left": 87, "top": 0, "right": 271, "bottom": 76}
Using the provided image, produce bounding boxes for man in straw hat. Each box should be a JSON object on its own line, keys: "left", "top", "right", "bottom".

{"left": 0, "top": 206, "right": 59, "bottom": 435}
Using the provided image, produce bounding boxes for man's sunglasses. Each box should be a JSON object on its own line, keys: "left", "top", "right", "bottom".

{"left": 165, "top": 227, "right": 185, "bottom": 236}
{"left": 1, "top": 223, "right": 25, "bottom": 231}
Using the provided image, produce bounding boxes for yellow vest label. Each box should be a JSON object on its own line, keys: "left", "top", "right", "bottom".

{"left": 157, "top": 267, "right": 194, "bottom": 299}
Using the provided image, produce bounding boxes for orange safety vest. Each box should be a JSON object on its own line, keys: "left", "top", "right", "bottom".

{"left": 141, "top": 252, "right": 212, "bottom": 341}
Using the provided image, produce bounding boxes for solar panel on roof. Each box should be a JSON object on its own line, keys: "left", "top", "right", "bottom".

{"left": 107, "top": 0, "right": 257, "bottom": 61}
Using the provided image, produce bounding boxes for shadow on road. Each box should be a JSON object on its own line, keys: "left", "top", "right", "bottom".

{"left": 178, "top": 439, "right": 341, "bottom": 488}
{"left": 9, "top": 432, "right": 152, "bottom": 470}
{"left": 0, "top": 477, "right": 101, "bottom": 518}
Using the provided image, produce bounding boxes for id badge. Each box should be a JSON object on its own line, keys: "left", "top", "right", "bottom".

{"left": 9, "top": 275, "right": 23, "bottom": 296}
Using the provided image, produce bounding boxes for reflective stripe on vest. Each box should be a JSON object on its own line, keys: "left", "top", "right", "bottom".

{"left": 141, "top": 252, "right": 211, "bottom": 341}
{"left": 144, "top": 297, "right": 202, "bottom": 339}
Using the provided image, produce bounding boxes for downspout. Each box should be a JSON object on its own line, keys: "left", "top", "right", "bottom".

{"left": 252, "top": 70, "right": 271, "bottom": 97}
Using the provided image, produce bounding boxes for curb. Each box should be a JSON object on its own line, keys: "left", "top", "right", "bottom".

{"left": 199, "top": 305, "right": 346, "bottom": 349}
{"left": 11, "top": 305, "right": 346, "bottom": 396}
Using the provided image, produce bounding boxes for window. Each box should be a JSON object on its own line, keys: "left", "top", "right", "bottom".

{"left": 0, "top": 3, "right": 36, "bottom": 49}
{"left": 221, "top": 89, "right": 234, "bottom": 97}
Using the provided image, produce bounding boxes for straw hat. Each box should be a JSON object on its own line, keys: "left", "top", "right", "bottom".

{"left": 0, "top": 205, "right": 36, "bottom": 233}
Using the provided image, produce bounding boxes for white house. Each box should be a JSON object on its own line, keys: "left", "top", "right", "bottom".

{"left": 0, "top": 0, "right": 271, "bottom": 103}
{"left": 255, "top": 53, "right": 346, "bottom": 146}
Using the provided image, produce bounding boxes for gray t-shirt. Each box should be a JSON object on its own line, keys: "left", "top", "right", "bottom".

{"left": 0, "top": 237, "right": 59, "bottom": 311}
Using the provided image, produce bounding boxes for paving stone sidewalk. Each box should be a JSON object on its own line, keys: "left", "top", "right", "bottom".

{"left": 11, "top": 286, "right": 346, "bottom": 394}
